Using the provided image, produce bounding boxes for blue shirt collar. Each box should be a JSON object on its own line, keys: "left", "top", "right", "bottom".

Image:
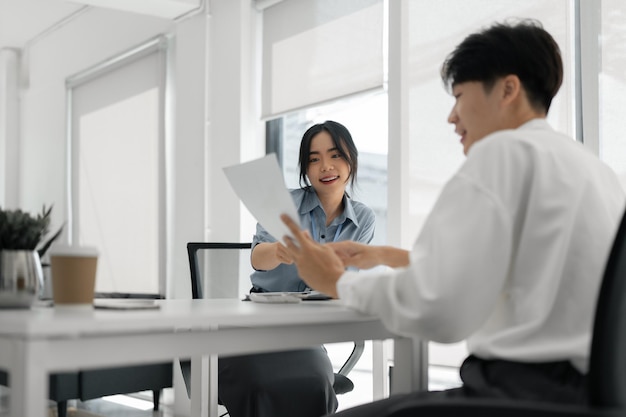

{"left": 297, "top": 187, "right": 359, "bottom": 228}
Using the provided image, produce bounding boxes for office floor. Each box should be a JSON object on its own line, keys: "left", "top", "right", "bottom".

{"left": 53, "top": 397, "right": 177, "bottom": 417}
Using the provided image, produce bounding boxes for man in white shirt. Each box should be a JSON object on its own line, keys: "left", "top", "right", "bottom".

{"left": 281, "top": 19, "right": 626, "bottom": 415}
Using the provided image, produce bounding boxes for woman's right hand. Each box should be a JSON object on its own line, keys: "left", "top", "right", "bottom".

{"left": 251, "top": 241, "right": 294, "bottom": 270}
{"left": 273, "top": 241, "right": 294, "bottom": 265}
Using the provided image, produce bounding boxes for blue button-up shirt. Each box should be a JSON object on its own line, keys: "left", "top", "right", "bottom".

{"left": 250, "top": 187, "right": 376, "bottom": 292}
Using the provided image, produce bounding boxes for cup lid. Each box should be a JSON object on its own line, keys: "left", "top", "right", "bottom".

{"left": 49, "top": 245, "right": 99, "bottom": 257}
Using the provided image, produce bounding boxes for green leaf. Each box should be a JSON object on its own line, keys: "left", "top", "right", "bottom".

{"left": 0, "top": 205, "right": 59, "bottom": 250}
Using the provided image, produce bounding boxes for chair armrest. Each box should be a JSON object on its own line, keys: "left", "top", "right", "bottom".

{"left": 337, "top": 340, "right": 365, "bottom": 376}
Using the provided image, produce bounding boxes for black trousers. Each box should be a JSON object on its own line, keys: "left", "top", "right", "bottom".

{"left": 219, "top": 346, "right": 338, "bottom": 417}
{"left": 330, "top": 355, "right": 587, "bottom": 417}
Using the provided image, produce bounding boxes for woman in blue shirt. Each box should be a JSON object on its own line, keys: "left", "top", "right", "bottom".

{"left": 218, "top": 120, "right": 376, "bottom": 417}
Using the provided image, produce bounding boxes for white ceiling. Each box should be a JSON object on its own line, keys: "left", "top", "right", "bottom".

{"left": 0, "top": 0, "right": 202, "bottom": 50}
{"left": 0, "top": 0, "right": 86, "bottom": 50}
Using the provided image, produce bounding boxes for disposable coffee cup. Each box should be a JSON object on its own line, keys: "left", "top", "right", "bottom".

{"left": 50, "top": 246, "right": 98, "bottom": 309}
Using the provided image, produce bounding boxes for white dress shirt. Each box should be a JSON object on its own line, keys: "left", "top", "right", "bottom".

{"left": 337, "top": 119, "right": 625, "bottom": 372}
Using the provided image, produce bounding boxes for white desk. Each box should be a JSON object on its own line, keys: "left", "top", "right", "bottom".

{"left": 0, "top": 299, "right": 422, "bottom": 417}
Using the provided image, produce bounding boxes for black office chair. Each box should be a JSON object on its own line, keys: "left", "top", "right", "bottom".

{"left": 383, "top": 209, "right": 626, "bottom": 417}
{"left": 180, "top": 242, "right": 364, "bottom": 399}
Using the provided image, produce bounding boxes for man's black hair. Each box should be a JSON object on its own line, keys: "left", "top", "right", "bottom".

{"left": 441, "top": 19, "right": 563, "bottom": 113}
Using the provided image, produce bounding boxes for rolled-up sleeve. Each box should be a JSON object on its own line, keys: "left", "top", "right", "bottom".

{"left": 251, "top": 222, "right": 277, "bottom": 250}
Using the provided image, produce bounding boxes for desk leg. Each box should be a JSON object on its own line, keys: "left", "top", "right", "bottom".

{"left": 10, "top": 339, "right": 48, "bottom": 417}
{"left": 390, "top": 337, "right": 428, "bottom": 394}
{"left": 191, "top": 355, "right": 208, "bottom": 417}
{"left": 372, "top": 340, "right": 390, "bottom": 400}
{"left": 191, "top": 354, "right": 219, "bottom": 417}
{"left": 208, "top": 355, "right": 218, "bottom": 417}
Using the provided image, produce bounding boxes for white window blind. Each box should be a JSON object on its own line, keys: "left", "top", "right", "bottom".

{"left": 68, "top": 41, "right": 166, "bottom": 295}
{"left": 262, "top": 0, "right": 384, "bottom": 118}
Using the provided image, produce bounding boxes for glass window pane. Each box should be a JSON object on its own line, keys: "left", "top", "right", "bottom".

{"left": 275, "top": 92, "right": 388, "bottom": 246}
{"left": 408, "top": 0, "right": 573, "bottom": 240}
{"left": 267, "top": 92, "right": 388, "bottom": 409}
{"left": 407, "top": 0, "right": 573, "bottom": 388}
{"left": 600, "top": 0, "right": 626, "bottom": 188}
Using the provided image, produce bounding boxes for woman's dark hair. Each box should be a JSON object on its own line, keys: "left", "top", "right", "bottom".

{"left": 440, "top": 19, "right": 563, "bottom": 113}
{"left": 298, "top": 120, "right": 358, "bottom": 189}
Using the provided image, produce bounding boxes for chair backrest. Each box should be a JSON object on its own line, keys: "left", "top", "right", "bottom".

{"left": 587, "top": 209, "right": 626, "bottom": 408}
{"left": 186, "top": 242, "right": 252, "bottom": 299}
{"left": 185, "top": 241, "right": 363, "bottom": 397}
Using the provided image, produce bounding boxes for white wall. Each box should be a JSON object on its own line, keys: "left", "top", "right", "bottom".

{"left": 0, "top": 48, "right": 20, "bottom": 208}
{"left": 205, "top": 0, "right": 260, "bottom": 245}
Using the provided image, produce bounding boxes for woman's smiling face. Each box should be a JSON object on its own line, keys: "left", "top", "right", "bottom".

{"left": 306, "top": 130, "right": 351, "bottom": 197}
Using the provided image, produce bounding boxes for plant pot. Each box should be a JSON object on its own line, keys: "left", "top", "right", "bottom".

{"left": 0, "top": 250, "right": 43, "bottom": 308}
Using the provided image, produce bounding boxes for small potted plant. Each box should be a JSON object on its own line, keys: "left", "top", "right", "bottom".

{"left": 0, "top": 205, "right": 64, "bottom": 307}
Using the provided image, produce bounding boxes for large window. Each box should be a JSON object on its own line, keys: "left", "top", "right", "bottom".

{"left": 67, "top": 37, "right": 169, "bottom": 295}
{"left": 599, "top": 0, "right": 626, "bottom": 188}
{"left": 404, "top": 0, "right": 574, "bottom": 386}
{"left": 261, "top": 0, "right": 623, "bottom": 406}
{"left": 406, "top": 0, "right": 573, "bottom": 249}
{"left": 266, "top": 91, "right": 388, "bottom": 411}
{"left": 270, "top": 92, "right": 388, "bottom": 245}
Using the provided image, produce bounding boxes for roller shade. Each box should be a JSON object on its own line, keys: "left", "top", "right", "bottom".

{"left": 68, "top": 42, "right": 165, "bottom": 294}
{"left": 261, "top": 0, "right": 384, "bottom": 118}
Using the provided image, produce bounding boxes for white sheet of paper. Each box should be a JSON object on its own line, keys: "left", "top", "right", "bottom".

{"left": 223, "top": 154, "right": 300, "bottom": 241}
